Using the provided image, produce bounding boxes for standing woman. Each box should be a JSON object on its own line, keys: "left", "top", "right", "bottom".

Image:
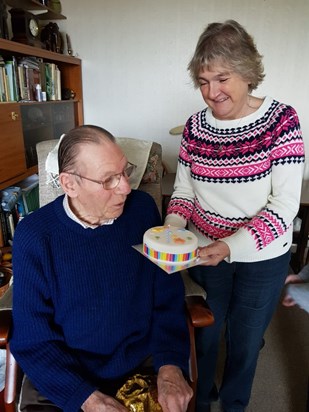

{"left": 165, "top": 20, "right": 305, "bottom": 412}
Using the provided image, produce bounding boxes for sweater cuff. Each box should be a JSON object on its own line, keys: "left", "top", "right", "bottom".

{"left": 153, "top": 353, "right": 189, "bottom": 378}
{"left": 221, "top": 229, "right": 257, "bottom": 263}
{"left": 63, "top": 382, "right": 97, "bottom": 412}
{"left": 164, "top": 214, "right": 187, "bottom": 228}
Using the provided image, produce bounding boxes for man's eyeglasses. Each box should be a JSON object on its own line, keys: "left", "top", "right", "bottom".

{"left": 69, "top": 162, "right": 137, "bottom": 190}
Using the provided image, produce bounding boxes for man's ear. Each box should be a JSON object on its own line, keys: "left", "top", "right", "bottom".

{"left": 59, "top": 173, "right": 78, "bottom": 197}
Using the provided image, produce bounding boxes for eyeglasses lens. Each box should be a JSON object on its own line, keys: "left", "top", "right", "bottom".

{"left": 104, "top": 163, "right": 136, "bottom": 190}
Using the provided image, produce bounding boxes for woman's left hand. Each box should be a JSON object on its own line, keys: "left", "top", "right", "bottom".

{"left": 198, "top": 241, "right": 230, "bottom": 266}
{"left": 282, "top": 274, "right": 304, "bottom": 307}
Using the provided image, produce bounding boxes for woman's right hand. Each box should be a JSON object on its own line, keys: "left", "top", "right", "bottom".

{"left": 81, "top": 390, "right": 128, "bottom": 411}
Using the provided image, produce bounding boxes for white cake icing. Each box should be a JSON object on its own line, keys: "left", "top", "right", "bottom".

{"left": 143, "top": 225, "right": 198, "bottom": 264}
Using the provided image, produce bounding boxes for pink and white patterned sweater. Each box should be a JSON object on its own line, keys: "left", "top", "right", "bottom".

{"left": 165, "top": 96, "right": 305, "bottom": 262}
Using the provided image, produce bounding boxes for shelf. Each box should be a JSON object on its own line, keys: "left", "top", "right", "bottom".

{"left": 0, "top": 166, "right": 38, "bottom": 191}
{"left": 19, "top": 99, "right": 79, "bottom": 106}
{"left": 0, "top": 100, "right": 79, "bottom": 106}
{"left": 5, "top": 0, "right": 66, "bottom": 20}
{"left": 0, "top": 38, "right": 80, "bottom": 64}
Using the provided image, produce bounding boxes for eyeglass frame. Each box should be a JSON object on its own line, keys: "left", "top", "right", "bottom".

{"left": 67, "top": 162, "right": 137, "bottom": 190}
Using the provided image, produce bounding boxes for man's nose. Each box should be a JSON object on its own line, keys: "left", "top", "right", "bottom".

{"left": 116, "top": 174, "right": 131, "bottom": 194}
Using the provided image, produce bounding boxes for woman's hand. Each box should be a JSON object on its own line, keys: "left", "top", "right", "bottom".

{"left": 157, "top": 365, "right": 193, "bottom": 412}
{"left": 282, "top": 274, "right": 304, "bottom": 307}
{"left": 81, "top": 390, "right": 128, "bottom": 411}
{"left": 198, "top": 241, "right": 230, "bottom": 266}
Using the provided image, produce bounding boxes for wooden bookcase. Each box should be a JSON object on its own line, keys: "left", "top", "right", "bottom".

{"left": 5, "top": 0, "right": 67, "bottom": 20}
{"left": 0, "top": 37, "right": 83, "bottom": 190}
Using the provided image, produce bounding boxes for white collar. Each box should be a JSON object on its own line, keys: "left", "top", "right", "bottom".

{"left": 63, "top": 195, "right": 115, "bottom": 228}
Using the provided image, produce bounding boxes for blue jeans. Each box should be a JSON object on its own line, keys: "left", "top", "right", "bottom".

{"left": 189, "top": 251, "right": 290, "bottom": 412}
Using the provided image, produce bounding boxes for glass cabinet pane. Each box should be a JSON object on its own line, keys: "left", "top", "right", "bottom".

{"left": 21, "top": 102, "right": 76, "bottom": 168}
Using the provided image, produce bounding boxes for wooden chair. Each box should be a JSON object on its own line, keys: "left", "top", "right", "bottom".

{"left": 0, "top": 138, "right": 214, "bottom": 412}
{"left": 0, "top": 312, "right": 16, "bottom": 412}
{"left": 0, "top": 273, "right": 17, "bottom": 412}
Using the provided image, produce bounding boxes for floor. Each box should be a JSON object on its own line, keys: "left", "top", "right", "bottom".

{"left": 210, "top": 301, "right": 309, "bottom": 412}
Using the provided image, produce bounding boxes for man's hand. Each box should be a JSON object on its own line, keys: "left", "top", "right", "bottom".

{"left": 157, "top": 365, "right": 193, "bottom": 412}
{"left": 198, "top": 241, "right": 230, "bottom": 266}
{"left": 81, "top": 390, "right": 127, "bottom": 411}
{"left": 282, "top": 274, "right": 303, "bottom": 307}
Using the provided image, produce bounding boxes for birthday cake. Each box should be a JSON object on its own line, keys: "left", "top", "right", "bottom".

{"left": 143, "top": 225, "right": 198, "bottom": 264}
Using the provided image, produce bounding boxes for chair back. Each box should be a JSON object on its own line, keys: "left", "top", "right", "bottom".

{"left": 36, "top": 138, "right": 163, "bottom": 215}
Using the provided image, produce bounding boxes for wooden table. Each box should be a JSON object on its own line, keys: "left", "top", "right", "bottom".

{"left": 290, "top": 180, "right": 309, "bottom": 273}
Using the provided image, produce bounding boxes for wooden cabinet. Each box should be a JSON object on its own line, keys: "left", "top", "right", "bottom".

{"left": 0, "top": 103, "right": 26, "bottom": 184}
{"left": 0, "top": 37, "right": 83, "bottom": 190}
{"left": 5, "top": 0, "right": 67, "bottom": 20}
{"left": 21, "top": 101, "right": 76, "bottom": 167}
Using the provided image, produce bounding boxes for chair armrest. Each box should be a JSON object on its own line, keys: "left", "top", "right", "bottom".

{"left": 0, "top": 309, "right": 12, "bottom": 346}
{"left": 182, "top": 269, "right": 215, "bottom": 327}
{"left": 185, "top": 296, "right": 214, "bottom": 328}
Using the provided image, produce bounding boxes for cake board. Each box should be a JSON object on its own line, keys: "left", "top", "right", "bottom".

{"left": 132, "top": 244, "right": 208, "bottom": 274}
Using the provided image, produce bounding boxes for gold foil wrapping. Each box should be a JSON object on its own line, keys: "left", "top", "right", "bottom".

{"left": 116, "top": 374, "right": 162, "bottom": 411}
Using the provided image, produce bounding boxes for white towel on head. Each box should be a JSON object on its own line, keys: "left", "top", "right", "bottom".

{"left": 45, "top": 134, "right": 66, "bottom": 188}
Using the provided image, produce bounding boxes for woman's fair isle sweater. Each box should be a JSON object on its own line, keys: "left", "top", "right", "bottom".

{"left": 165, "top": 96, "right": 305, "bottom": 262}
{"left": 10, "top": 190, "right": 190, "bottom": 412}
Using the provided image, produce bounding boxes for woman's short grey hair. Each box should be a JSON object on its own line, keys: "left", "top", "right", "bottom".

{"left": 58, "top": 125, "right": 115, "bottom": 173}
{"left": 188, "top": 20, "right": 265, "bottom": 92}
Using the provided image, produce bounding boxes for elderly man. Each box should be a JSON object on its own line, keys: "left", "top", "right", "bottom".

{"left": 10, "top": 125, "right": 192, "bottom": 412}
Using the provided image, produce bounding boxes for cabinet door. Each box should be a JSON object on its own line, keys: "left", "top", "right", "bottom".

{"left": 0, "top": 104, "right": 27, "bottom": 185}
{"left": 21, "top": 102, "right": 76, "bottom": 168}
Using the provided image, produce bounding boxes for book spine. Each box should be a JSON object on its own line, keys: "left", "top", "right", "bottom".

{"left": 32, "top": 67, "right": 41, "bottom": 100}
{"left": 0, "top": 66, "right": 6, "bottom": 102}
{"left": 0, "top": 207, "right": 9, "bottom": 247}
{"left": 6, "top": 211, "right": 15, "bottom": 241}
{"left": 38, "top": 59, "right": 46, "bottom": 93}
{"left": 4, "top": 62, "right": 15, "bottom": 102}
{"left": 12, "top": 56, "right": 21, "bottom": 101}
{"left": 56, "top": 66, "right": 61, "bottom": 100}
{"left": 0, "top": 212, "right": 5, "bottom": 247}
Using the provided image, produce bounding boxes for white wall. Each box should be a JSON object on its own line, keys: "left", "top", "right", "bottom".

{"left": 58, "top": 0, "right": 309, "bottom": 174}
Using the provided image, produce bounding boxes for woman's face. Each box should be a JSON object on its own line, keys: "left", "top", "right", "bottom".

{"left": 197, "top": 64, "right": 250, "bottom": 120}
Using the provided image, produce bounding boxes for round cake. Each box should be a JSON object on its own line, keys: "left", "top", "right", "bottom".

{"left": 143, "top": 225, "right": 198, "bottom": 264}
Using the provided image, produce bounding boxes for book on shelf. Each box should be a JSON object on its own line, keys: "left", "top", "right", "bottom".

{"left": 0, "top": 177, "right": 40, "bottom": 246}
{"left": 4, "top": 61, "right": 17, "bottom": 102}
{"left": 56, "top": 65, "right": 61, "bottom": 100}
{"left": 0, "top": 206, "right": 16, "bottom": 247}
{"left": 38, "top": 58, "right": 46, "bottom": 93}
{"left": 12, "top": 56, "right": 21, "bottom": 102}
{"left": 1, "top": 186, "right": 22, "bottom": 212}
{"left": 16, "top": 175, "right": 39, "bottom": 216}
{"left": 45, "top": 62, "right": 55, "bottom": 100}
{"left": 0, "top": 55, "right": 8, "bottom": 102}
{"left": 18, "top": 64, "right": 30, "bottom": 100}
{"left": 0, "top": 187, "right": 22, "bottom": 247}
{"left": 0, "top": 54, "right": 63, "bottom": 103}
{"left": 0, "top": 69, "right": 7, "bottom": 102}
{"left": 18, "top": 56, "right": 41, "bottom": 102}
{"left": 0, "top": 206, "right": 7, "bottom": 248}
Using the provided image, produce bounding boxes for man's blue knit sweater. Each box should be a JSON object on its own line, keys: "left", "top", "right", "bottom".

{"left": 10, "top": 190, "right": 190, "bottom": 412}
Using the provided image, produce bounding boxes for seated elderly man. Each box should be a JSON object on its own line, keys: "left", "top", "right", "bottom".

{"left": 10, "top": 125, "right": 192, "bottom": 412}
